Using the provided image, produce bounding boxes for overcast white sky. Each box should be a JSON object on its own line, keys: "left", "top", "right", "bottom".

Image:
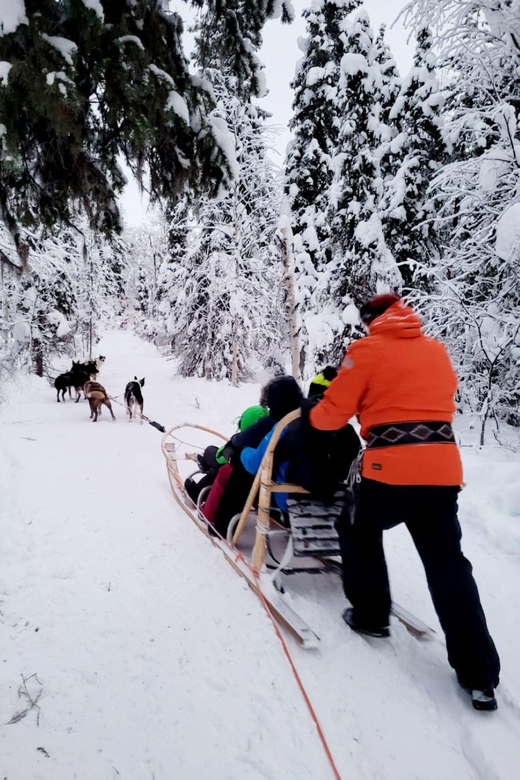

{"left": 121, "top": 0, "right": 413, "bottom": 225}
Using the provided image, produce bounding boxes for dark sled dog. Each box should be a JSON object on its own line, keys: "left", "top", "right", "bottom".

{"left": 72, "top": 360, "right": 99, "bottom": 379}
{"left": 55, "top": 363, "right": 90, "bottom": 402}
{"left": 84, "top": 380, "right": 116, "bottom": 422}
{"left": 124, "top": 377, "right": 145, "bottom": 422}
{"left": 54, "top": 371, "right": 75, "bottom": 402}
{"left": 71, "top": 362, "right": 95, "bottom": 401}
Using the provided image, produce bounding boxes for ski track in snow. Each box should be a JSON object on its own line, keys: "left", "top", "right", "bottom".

{"left": 1, "top": 331, "right": 519, "bottom": 780}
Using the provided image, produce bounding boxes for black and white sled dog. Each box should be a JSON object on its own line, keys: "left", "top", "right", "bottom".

{"left": 124, "top": 377, "right": 145, "bottom": 422}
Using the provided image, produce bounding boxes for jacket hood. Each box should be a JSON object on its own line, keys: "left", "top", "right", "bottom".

{"left": 369, "top": 300, "right": 422, "bottom": 339}
{"left": 266, "top": 376, "right": 303, "bottom": 421}
{"left": 239, "top": 405, "right": 269, "bottom": 431}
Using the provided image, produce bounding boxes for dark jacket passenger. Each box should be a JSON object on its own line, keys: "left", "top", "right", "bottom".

{"left": 241, "top": 405, "right": 360, "bottom": 511}
{"left": 213, "top": 376, "right": 303, "bottom": 536}
{"left": 308, "top": 366, "right": 338, "bottom": 399}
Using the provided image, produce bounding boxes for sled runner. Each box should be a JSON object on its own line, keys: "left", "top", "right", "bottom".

{"left": 161, "top": 419, "right": 318, "bottom": 646}
{"left": 161, "top": 412, "right": 434, "bottom": 646}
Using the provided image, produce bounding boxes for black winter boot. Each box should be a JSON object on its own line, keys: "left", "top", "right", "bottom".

{"left": 342, "top": 607, "right": 390, "bottom": 638}
{"left": 184, "top": 477, "right": 200, "bottom": 504}
{"left": 459, "top": 681, "right": 498, "bottom": 711}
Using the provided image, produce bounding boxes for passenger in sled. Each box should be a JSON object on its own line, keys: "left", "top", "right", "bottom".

{"left": 204, "top": 369, "right": 360, "bottom": 533}
{"left": 186, "top": 376, "right": 303, "bottom": 532}
{"left": 186, "top": 366, "right": 341, "bottom": 508}
{"left": 240, "top": 396, "right": 360, "bottom": 514}
{"left": 184, "top": 403, "right": 268, "bottom": 504}
{"left": 307, "top": 365, "right": 338, "bottom": 398}
{"left": 197, "top": 403, "right": 269, "bottom": 525}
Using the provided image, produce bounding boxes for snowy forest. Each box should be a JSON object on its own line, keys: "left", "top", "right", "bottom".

{"left": 2, "top": 3, "right": 520, "bottom": 777}
{"left": 0, "top": 0, "right": 519, "bottom": 443}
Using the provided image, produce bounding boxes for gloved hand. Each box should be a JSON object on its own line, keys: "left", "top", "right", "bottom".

{"left": 218, "top": 442, "right": 235, "bottom": 463}
{"left": 215, "top": 445, "right": 229, "bottom": 465}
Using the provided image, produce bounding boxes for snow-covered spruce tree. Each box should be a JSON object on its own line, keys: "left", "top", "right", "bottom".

{"left": 193, "top": 0, "right": 294, "bottom": 98}
{"left": 0, "top": 0, "right": 290, "bottom": 261}
{"left": 78, "top": 229, "right": 130, "bottom": 354}
{"left": 313, "top": 5, "right": 400, "bottom": 366}
{"left": 167, "top": 73, "right": 284, "bottom": 384}
{"left": 285, "top": 0, "right": 360, "bottom": 373}
{"left": 95, "top": 234, "right": 128, "bottom": 325}
{"left": 0, "top": 217, "right": 132, "bottom": 376}
{"left": 1, "top": 239, "right": 31, "bottom": 378}
{"left": 380, "top": 25, "right": 448, "bottom": 290}
{"left": 134, "top": 266, "right": 151, "bottom": 320}
{"left": 170, "top": 218, "right": 245, "bottom": 382}
{"left": 125, "top": 209, "right": 169, "bottom": 341}
{"left": 0, "top": 223, "right": 82, "bottom": 376}
{"left": 371, "top": 24, "right": 402, "bottom": 190}
{"left": 404, "top": 0, "right": 520, "bottom": 440}
{"left": 155, "top": 199, "right": 191, "bottom": 348}
{"left": 373, "top": 25, "right": 401, "bottom": 136}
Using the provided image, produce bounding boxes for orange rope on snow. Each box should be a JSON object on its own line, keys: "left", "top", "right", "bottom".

{"left": 253, "top": 571, "right": 343, "bottom": 780}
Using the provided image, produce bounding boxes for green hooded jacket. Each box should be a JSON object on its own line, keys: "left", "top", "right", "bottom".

{"left": 215, "top": 405, "right": 269, "bottom": 464}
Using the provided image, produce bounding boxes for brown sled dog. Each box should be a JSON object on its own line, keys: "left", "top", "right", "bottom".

{"left": 84, "top": 380, "right": 116, "bottom": 422}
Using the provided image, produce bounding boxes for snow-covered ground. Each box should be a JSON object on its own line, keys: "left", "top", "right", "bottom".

{"left": 1, "top": 331, "right": 519, "bottom": 780}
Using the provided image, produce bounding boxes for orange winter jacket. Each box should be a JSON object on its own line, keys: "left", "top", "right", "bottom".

{"left": 310, "top": 301, "right": 463, "bottom": 486}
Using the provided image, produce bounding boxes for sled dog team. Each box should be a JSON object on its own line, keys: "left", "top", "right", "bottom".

{"left": 53, "top": 356, "right": 145, "bottom": 422}
{"left": 185, "top": 294, "right": 500, "bottom": 713}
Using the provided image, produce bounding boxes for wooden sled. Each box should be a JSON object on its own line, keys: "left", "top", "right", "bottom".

{"left": 161, "top": 411, "right": 434, "bottom": 647}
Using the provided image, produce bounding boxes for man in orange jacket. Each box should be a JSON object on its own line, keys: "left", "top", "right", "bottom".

{"left": 310, "top": 294, "right": 500, "bottom": 711}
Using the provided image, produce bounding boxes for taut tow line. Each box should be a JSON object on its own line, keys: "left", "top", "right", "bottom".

{"left": 108, "top": 396, "right": 166, "bottom": 432}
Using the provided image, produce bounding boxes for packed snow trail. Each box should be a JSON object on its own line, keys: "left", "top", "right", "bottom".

{"left": 1, "top": 331, "right": 519, "bottom": 780}
{"left": 0, "top": 333, "right": 331, "bottom": 780}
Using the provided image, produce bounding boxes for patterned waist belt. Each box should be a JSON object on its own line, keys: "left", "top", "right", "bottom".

{"left": 366, "top": 421, "right": 455, "bottom": 449}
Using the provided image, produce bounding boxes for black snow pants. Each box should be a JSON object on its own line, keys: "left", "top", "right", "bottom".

{"left": 337, "top": 478, "right": 500, "bottom": 691}
{"left": 184, "top": 446, "right": 221, "bottom": 504}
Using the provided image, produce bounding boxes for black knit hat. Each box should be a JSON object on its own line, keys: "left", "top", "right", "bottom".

{"left": 266, "top": 375, "right": 303, "bottom": 421}
{"left": 359, "top": 293, "right": 401, "bottom": 324}
{"left": 321, "top": 366, "right": 338, "bottom": 382}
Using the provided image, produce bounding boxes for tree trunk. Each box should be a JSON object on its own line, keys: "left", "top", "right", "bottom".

{"left": 280, "top": 225, "right": 300, "bottom": 380}
{"left": 231, "top": 177, "right": 241, "bottom": 388}
{"left": 88, "top": 316, "right": 93, "bottom": 361}
{"left": 32, "top": 338, "right": 44, "bottom": 377}
{"left": 85, "top": 234, "right": 95, "bottom": 358}
{"left": 231, "top": 315, "right": 239, "bottom": 387}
